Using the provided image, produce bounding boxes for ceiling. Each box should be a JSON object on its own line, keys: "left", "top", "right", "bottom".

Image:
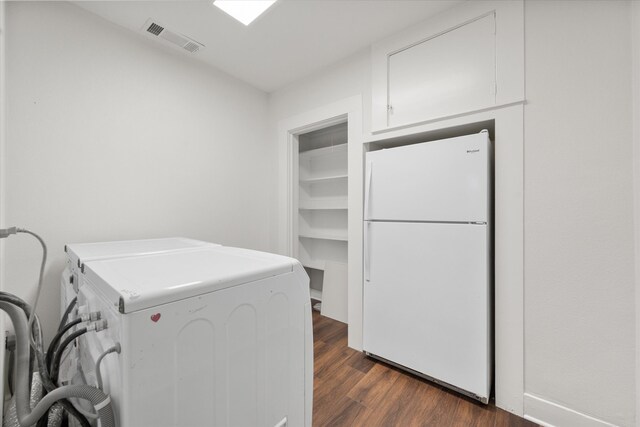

{"left": 73, "top": 0, "right": 461, "bottom": 93}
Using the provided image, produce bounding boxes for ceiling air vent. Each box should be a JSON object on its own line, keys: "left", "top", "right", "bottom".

{"left": 143, "top": 19, "right": 204, "bottom": 54}
{"left": 183, "top": 42, "right": 200, "bottom": 53}
{"left": 146, "top": 22, "right": 164, "bottom": 36}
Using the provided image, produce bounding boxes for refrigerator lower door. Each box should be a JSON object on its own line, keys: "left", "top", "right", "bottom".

{"left": 363, "top": 221, "right": 491, "bottom": 402}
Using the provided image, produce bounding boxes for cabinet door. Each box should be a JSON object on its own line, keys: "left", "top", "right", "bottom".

{"left": 386, "top": 13, "right": 496, "bottom": 128}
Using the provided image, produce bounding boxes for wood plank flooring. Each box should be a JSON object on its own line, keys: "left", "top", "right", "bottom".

{"left": 312, "top": 309, "right": 537, "bottom": 427}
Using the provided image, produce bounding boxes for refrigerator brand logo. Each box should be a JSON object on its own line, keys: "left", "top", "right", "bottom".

{"left": 466, "top": 149, "right": 480, "bottom": 154}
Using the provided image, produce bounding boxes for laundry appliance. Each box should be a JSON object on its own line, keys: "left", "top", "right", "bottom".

{"left": 62, "top": 241, "right": 313, "bottom": 427}
{"left": 61, "top": 238, "right": 217, "bottom": 315}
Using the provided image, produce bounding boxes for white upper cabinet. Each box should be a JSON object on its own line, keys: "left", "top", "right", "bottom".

{"left": 371, "top": 1, "right": 524, "bottom": 133}
{"left": 388, "top": 14, "right": 496, "bottom": 129}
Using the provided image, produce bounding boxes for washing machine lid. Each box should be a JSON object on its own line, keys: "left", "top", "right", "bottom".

{"left": 65, "top": 238, "right": 218, "bottom": 271}
{"left": 82, "top": 246, "right": 295, "bottom": 313}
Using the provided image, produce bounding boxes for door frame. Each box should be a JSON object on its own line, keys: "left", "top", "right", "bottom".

{"left": 277, "top": 95, "right": 364, "bottom": 350}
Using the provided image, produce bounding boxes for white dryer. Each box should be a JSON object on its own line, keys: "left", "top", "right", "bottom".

{"left": 61, "top": 238, "right": 218, "bottom": 313}
{"left": 74, "top": 244, "right": 313, "bottom": 427}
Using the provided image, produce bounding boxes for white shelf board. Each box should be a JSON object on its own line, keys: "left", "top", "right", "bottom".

{"left": 296, "top": 251, "right": 326, "bottom": 271}
{"left": 310, "top": 288, "right": 323, "bottom": 301}
{"left": 299, "top": 198, "right": 348, "bottom": 210}
{"left": 299, "top": 142, "right": 348, "bottom": 158}
{"left": 299, "top": 174, "right": 348, "bottom": 184}
{"left": 301, "top": 258, "right": 325, "bottom": 271}
{"left": 299, "top": 232, "right": 348, "bottom": 242}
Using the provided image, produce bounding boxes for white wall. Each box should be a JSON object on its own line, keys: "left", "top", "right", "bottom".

{"left": 269, "top": 50, "right": 370, "bottom": 133}
{"left": 524, "top": 1, "right": 635, "bottom": 425}
{"left": 633, "top": 1, "right": 640, "bottom": 425}
{"left": 0, "top": 0, "right": 7, "bottom": 418}
{"left": 270, "top": 1, "right": 637, "bottom": 425}
{"left": 2, "top": 1, "right": 275, "bottom": 342}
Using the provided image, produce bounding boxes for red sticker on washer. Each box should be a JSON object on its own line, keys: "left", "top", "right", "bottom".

{"left": 151, "top": 313, "right": 161, "bottom": 322}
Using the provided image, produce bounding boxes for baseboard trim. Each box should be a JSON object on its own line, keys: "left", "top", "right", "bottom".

{"left": 524, "top": 393, "right": 618, "bottom": 427}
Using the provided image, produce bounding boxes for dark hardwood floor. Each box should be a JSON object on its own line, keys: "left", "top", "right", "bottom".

{"left": 312, "top": 309, "right": 538, "bottom": 427}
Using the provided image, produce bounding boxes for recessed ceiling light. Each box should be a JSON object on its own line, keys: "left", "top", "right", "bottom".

{"left": 213, "top": 0, "right": 277, "bottom": 26}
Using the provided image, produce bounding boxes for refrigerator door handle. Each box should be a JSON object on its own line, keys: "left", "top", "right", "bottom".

{"left": 364, "top": 161, "right": 373, "bottom": 220}
{"left": 364, "top": 222, "right": 371, "bottom": 282}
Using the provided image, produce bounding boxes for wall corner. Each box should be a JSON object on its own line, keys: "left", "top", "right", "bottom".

{"left": 632, "top": 1, "right": 640, "bottom": 425}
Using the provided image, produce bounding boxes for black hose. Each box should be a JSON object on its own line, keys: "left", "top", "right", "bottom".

{"left": 0, "top": 295, "right": 90, "bottom": 427}
{"left": 29, "top": 310, "right": 91, "bottom": 427}
{"left": 0, "top": 292, "right": 32, "bottom": 317}
{"left": 8, "top": 349, "right": 14, "bottom": 396}
{"left": 36, "top": 413, "right": 48, "bottom": 427}
{"left": 58, "top": 297, "right": 78, "bottom": 332}
{"left": 51, "top": 328, "right": 88, "bottom": 382}
{"left": 47, "top": 317, "right": 82, "bottom": 371}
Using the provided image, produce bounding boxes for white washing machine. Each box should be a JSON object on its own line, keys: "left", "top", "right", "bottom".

{"left": 59, "top": 238, "right": 221, "bottom": 390}
{"left": 61, "top": 238, "right": 218, "bottom": 314}
{"left": 74, "top": 244, "right": 313, "bottom": 427}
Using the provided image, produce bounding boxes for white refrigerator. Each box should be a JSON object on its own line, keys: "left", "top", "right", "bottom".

{"left": 362, "top": 131, "right": 492, "bottom": 403}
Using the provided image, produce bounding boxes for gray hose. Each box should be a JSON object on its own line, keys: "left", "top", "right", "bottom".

{"left": 96, "top": 343, "right": 121, "bottom": 391}
{"left": 25, "top": 385, "right": 114, "bottom": 427}
{"left": 2, "top": 373, "right": 42, "bottom": 427}
{"left": 2, "top": 395, "right": 19, "bottom": 427}
{"left": 0, "top": 295, "right": 89, "bottom": 426}
{"left": 30, "top": 372, "right": 43, "bottom": 409}
{"left": 47, "top": 403, "right": 64, "bottom": 427}
{"left": 14, "top": 228, "right": 47, "bottom": 350}
{"left": 0, "top": 302, "right": 115, "bottom": 427}
{"left": 68, "top": 398, "right": 99, "bottom": 420}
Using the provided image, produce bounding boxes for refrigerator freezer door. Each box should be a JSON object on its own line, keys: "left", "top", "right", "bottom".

{"left": 364, "top": 133, "right": 489, "bottom": 223}
{"left": 362, "top": 221, "right": 491, "bottom": 401}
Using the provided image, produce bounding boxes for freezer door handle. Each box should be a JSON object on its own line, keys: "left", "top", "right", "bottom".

{"left": 364, "top": 222, "right": 371, "bottom": 282}
{"left": 364, "top": 161, "right": 373, "bottom": 220}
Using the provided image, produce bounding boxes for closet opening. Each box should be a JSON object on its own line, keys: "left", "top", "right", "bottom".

{"left": 295, "top": 121, "right": 349, "bottom": 323}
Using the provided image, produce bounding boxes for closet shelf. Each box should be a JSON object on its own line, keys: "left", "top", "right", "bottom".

{"left": 299, "top": 199, "right": 348, "bottom": 210}
{"left": 301, "top": 258, "right": 325, "bottom": 271}
{"left": 299, "top": 143, "right": 348, "bottom": 158}
{"left": 297, "top": 251, "right": 323, "bottom": 270}
{"left": 299, "top": 232, "right": 348, "bottom": 242}
{"left": 310, "top": 289, "right": 323, "bottom": 301}
{"left": 299, "top": 174, "right": 348, "bottom": 184}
